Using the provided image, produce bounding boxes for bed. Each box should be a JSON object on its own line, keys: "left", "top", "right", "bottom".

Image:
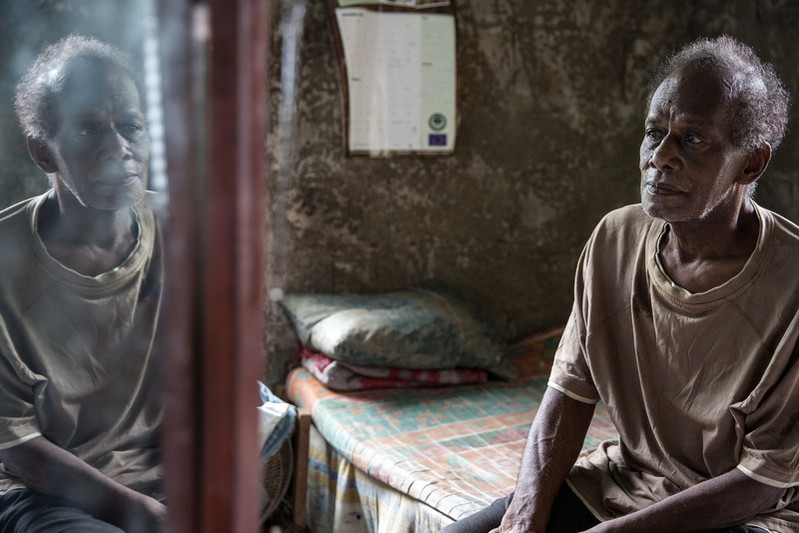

{"left": 284, "top": 313, "right": 618, "bottom": 533}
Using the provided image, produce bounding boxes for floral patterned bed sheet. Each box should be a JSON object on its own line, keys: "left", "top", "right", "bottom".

{"left": 286, "top": 327, "right": 619, "bottom": 521}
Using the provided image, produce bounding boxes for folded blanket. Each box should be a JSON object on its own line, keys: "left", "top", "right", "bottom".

{"left": 297, "top": 344, "right": 488, "bottom": 391}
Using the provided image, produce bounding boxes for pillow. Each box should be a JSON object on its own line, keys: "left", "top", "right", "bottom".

{"left": 280, "top": 287, "right": 516, "bottom": 380}
{"left": 507, "top": 326, "right": 565, "bottom": 379}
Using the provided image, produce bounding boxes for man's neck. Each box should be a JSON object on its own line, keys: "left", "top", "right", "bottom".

{"left": 38, "top": 191, "right": 139, "bottom": 276}
{"left": 659, "top": 199, "right": 759, "bottom": 293}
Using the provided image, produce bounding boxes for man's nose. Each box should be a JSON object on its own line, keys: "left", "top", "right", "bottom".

{"left": 100, "top": 127, "right": 132, "bottom": 160}
{"left": 649, "top": 134, "right": 683, "bottom": 171}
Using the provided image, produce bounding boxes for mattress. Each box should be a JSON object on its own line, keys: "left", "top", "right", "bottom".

{"left": 286, "top": 328, "right": 618, "bottom": 532}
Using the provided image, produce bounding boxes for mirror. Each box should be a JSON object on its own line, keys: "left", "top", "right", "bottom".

{"left": 0, "top": 1, "right": 269, "bottom": 530}
{"left": 0, "top": 1, "right": 170, "bottom": 531}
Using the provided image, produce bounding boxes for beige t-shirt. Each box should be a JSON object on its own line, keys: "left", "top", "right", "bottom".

{"left": 549, "top": 203, "right": 799, "bottom": 532}
{"left": 0, "top": 192, "right": 163, "bottom": 498}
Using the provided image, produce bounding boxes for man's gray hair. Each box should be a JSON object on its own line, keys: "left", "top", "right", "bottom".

{"left": 14, "top": 35, "right": 139, "bottom": 141}
{"left": 646, "top": 35, "right": 789, "bottom": 153}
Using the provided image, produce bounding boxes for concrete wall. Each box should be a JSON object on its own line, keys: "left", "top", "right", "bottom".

{"left": 264, "top": 0, "right": 799, "bottom": 385}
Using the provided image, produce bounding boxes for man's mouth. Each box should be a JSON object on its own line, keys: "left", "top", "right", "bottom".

{"left": 645, "top": 181, "right": 684, "bottom": 195}
{"left": 96, "top": 173, "right": 138, "bottom": 186}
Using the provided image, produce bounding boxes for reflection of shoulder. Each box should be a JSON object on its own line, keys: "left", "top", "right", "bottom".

{"left": 137, "top": 190, "right": 159, "bottom": 217}
{"left": 0, "top": 195, "right": 38, "bottom": 227}
{"left": 0, "top": 195, "right": 40, "bottom": 248}
{"left": 0, "top": 196, "right": 43, "bottom": 290}
{"left": 135, "top": 191, "right": 164, "bottom": 236}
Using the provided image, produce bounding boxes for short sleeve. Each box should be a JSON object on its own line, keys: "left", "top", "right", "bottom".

{"left": 0, "top": 315, "right": 43, "bottom": 450}
{"left": 734, "top": 319, "right": 799, "bottom": 488}
{"left": 548, "top": 240, "right": 600, "bottom": 405}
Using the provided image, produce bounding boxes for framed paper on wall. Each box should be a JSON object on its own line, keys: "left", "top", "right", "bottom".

{"left": 327, "top": 0, "right": 457, "bottom": 156}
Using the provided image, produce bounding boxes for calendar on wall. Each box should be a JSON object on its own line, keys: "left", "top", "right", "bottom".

{"left": 327, "top": 0, "right": 457, "bottom": 156}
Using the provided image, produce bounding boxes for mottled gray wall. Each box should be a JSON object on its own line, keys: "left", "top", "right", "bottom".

{"left": 265, "top": 0, "right": 799, "bottom": 385}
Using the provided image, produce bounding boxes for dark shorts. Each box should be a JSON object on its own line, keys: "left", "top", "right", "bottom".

{"left": 438, "top": 485, "right": 772, "bottom": 533}
{"left": 0, "top": 489, "right": 123, "bottom": 533}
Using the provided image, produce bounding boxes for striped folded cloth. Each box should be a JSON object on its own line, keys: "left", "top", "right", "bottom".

{"left": 297, "top": 343, "right": 488, "bottom": 391}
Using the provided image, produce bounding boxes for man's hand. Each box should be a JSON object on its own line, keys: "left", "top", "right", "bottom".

{"left": 124, "top": 492, "right": 168, "bottom": 533}
{"left": 578, "top": 468, "right": 783, "bottom": 533}
{"left": 488, "top": 515, "right": 542, "bottom": 533}
{"left": 0, "top": 436, "right": 165, "bottom": 531}
{"left": 489, "top": 387, "right": 595, "bottom": 533}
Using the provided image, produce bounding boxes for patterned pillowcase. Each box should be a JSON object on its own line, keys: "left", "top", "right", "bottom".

{"left": 280, "top": 287, "right": 516, "bottom": 380}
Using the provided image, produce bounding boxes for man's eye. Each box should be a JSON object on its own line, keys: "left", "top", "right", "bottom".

{"left": 684, "top": 133, "right": 703, "bottom": 144}
{"left": 645, "top": 129, "right": 663, "bottom": 141}
{"left": 121, "top": 123, "right": 144, "bottom": 136}
{"left": 77, "top": 124, "right": 96, "bottom": 136}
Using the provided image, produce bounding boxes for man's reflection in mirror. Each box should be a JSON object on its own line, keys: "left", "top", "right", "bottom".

{"left": 0, "top": 35, "right": 165, "bottom": 532}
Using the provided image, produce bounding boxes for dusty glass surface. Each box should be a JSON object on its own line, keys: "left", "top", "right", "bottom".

{"left": 0, "top": 1, "right": 171, "bottom": 530}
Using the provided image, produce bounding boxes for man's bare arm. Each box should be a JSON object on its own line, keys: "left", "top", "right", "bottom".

{"left": 585, "top": 467, "right": 784, "bottom": 533}
{"left": 492, "top": 386, "right": 595, "bottom": 533}
{"left": 0, "top": 435, "right": 166, "bottom": 532}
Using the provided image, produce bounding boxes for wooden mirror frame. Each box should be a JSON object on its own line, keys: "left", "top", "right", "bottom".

{"left": 158, "top": 1, "right": 268, "bottom": 531}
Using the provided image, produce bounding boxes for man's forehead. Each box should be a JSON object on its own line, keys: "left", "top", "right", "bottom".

{"left": 56, "top": 61, "right": 142, "bottom": 115}
{"left": 647, "top": 67, "right": 735, "bottom": 120}
{"left": 60, "top": 105, "right": 144, "bottom": 124}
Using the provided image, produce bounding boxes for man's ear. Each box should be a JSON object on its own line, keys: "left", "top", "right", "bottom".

{"left": 739, "top": 143, "right": 772, "bottom": 185}
{"left": 26, "top": 136, "right": 58, "bottom": 174}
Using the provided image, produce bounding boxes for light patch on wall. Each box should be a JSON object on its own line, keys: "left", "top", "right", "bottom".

{"left": 519, "top": 191, "right": 557, "bottom": 229}
{"left": 286, "top": 206, "right": 312, "bottom": 240}
{"left": 394, "top": 186, "right": 437, "bottom": 210}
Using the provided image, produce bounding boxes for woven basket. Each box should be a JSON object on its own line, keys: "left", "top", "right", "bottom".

{"left": 260, "top": 438, "right": 294, "bottom": 523}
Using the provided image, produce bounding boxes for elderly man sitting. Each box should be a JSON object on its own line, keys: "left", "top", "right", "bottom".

{"left": 442, "top": 35, "right": 799, "bottom": 533}
{"left": 0, "top": 36, "right": 165, "bottom": 532}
